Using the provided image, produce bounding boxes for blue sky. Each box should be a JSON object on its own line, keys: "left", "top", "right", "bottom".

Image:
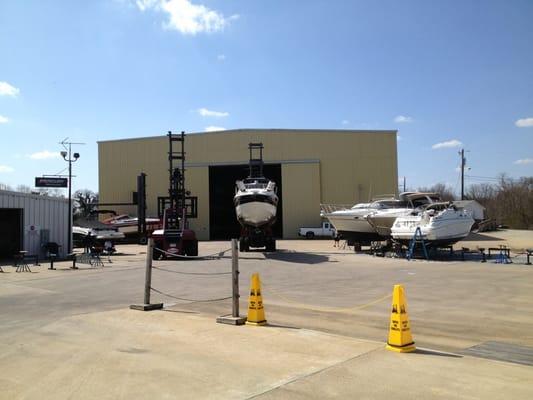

{"left": 1, "top": 0, "right": 532, "bottom": 194}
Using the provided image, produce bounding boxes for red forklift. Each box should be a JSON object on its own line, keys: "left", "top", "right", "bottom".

{"left": 151, "top": 131, "right": 198, "bottom": 259}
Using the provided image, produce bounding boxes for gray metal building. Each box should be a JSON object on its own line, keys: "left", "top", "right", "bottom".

{"left": 0, "top": 190, "right": 69, "bottom": 259}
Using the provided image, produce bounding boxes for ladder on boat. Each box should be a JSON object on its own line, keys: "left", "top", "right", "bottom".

{"left": 407, "top": 227, "right": 429, "bottom": 261}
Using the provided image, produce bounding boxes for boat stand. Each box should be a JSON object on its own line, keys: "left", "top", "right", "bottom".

{"left": 406, "top": 227, "right": 429, "bottom": 261}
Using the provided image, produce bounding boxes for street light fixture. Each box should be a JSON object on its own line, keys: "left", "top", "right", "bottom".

{"left": 60, "top": 141, "right": 82, "bottom": 254}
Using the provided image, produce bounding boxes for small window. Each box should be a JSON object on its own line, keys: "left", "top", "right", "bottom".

{"left": 325, "top": 223, "right": 329, "bottom": 228}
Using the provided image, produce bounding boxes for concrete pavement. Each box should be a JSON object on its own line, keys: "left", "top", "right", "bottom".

{"left": 1, "top": 240, "right": 533, "bottom": 399}
{"left": 1, "top": 308, "right": 532, "bottom": 400}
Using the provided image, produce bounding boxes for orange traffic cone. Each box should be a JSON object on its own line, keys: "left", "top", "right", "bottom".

{"left": 246, "top": 273, "right": 267, "bottom": 326}
{"left": 386, "top": 284, "right": 416, "bottom": 353}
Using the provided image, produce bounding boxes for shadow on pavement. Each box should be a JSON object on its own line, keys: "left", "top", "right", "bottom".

{"left": 415, "top": 348, "right": 463, "bottom": 358}
{"left": 264, "top": 250, "right": 330, "bottom": 264}
{"left": 464, "top": 232, "right": 504, "bottom": 241}
{"left": 264, "top": 323, "right": 301, "bottom": 330}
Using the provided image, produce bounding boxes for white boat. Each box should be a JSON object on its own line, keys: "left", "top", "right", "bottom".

{"left": 102, "top": 214, "right": 162, "bottom": 235}
{"left": 234, "top": 178, "right": 278, "bottom": 227}
{"left": 321, "top": 192, "right": 441, "bottom": 245}
{"left": 72, "top": 225, "right": 125, "bottom": 247}
{"left": 391, "top": 202, "right": 475, "bottom": 245}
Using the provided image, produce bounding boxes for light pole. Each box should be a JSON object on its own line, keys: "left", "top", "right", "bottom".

{"left": 61, "top": 145, "right": 80, "bottom": 254}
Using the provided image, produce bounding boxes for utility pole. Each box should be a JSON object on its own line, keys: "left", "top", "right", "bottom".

{"left": 403, "top": 176, "right": 406, "bottom": 192}
{"left": 60, "top": 138, "right": 85, "bottom": 254}
{"left": 459, "top": 148, "right": 466, "bottom": 200}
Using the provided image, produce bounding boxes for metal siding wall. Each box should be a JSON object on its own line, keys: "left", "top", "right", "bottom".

{"left": 0, "top": 191, "right": 69, "bottom": 257}
{"left": 98, "top": 130, "right": 398, "bottom": 239}
{"left": 282, "top": 163, "right": 322, "bottom": 238}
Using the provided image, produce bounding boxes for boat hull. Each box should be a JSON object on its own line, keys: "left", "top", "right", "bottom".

{"left": 235, "top": 201, "right": 277, "bottom": 227}
{"left": 391, "top": 214, "right": 474, "bottom": 246}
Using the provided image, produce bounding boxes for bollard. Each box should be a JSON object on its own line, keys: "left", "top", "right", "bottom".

{"left": 217, "top": 239, "right": 247, "bottom": 325}
{"left": 48, "top": 254, "right": 56, "bottom": 270}
{"left": 130, "top": 238, "right": 163, "bottom": 311}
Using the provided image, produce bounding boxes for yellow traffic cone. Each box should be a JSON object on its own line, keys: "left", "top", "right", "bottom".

{"left": 246, "top": 273, "right": 267, "bottom": 326}
{"left": 386, "top": 284, "right": 416, "bottom": 353}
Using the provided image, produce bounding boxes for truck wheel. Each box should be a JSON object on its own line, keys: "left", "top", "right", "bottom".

{"left": 266, "top": 238, "right": 276, "bottom": 252}
{"left": 239, "top": 238, "right": 249, "bottom": 252}
{"left": 139, "top": 235, "right": 148, "bottom": 245}
{"left": 185, "top": 241, "right": 198, "bottom": 257}
{"left": 152, "top": 248, "right": 161, "bottom": 260}
{"left": 306, "top": 232, "right": 315, "bottom": 239}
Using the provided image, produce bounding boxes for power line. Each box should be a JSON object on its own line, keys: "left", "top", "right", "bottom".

{"left": 465, "top": 175, "right": 500, "bottom": 181}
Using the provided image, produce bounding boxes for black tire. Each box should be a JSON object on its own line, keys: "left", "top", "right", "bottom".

{"left": 239, "top": 238, "right": 248, "bottom": 252}
{"left": 305, "top": 231, "right": 315, "bottom": 239}
{"left": 185, "top": 240, "right": 198, "bottom": 257}
{"left": 152, "top": 248, "right": 161, "bottom": 260}
{"left": 139, "top": 235, "right": 148, "bottom": 245}
{"left": 266, "top": 238, "right": 276, "bottom": 252}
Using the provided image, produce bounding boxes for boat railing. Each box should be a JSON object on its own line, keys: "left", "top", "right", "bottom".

{"left": 320, "top": 204, "right": 354, "bottom": 215}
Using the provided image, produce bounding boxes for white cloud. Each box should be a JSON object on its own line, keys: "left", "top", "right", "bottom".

{"left": 0, "top": 81, "right": 19, "bottom": 97}
{"left": 432, "top": 139, "right": 462, "bottom": 149}
{"left": 515, "top": 117, "right": 533, "bottom": 128}
{"left": 136, "top": 0, "right": 238, "bottom": 35}
{"left": 217, "top": 54, "right": 226, "bottom": 61}
{"left": 0, "top": 165, "right": 14, "bottom": 173}
{"left": 28, "top": 150, "right": 60, "bottom": 160}
{"left": 341, "top": 120, "right": 349, "bottom": 125}
{"left": 197, "top": 107, "right": 229, "bottom": 117}
{"left": 0, "top": 115, "right": 9, "bottom": 124}
{"left": 394, "top": 115, "right": 413, "bottom": 123}
{"left": 204, "top": 126, "right": 226, "bottom": 132}
{"left": 514, "top": 158, "right": 533, "bottom": 165}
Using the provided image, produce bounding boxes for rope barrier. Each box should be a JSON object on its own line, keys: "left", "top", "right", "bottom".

{"left": 150, "top": 287, "right": 232, "bottom": 303}
{"left": 152, "top": 266, "right": 232, "bottom": 276}
{"left": 154, "top": 247, "right": 232, "bottom": 260}
{"left": 260, "top": 279, "right": 392, "bottom": 314}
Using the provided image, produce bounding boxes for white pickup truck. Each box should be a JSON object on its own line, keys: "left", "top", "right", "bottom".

{"left": 298, "top": 221, "right": 336, "bottom": 239}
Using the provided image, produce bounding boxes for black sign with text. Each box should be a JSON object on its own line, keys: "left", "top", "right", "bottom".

{"left": 35, "top": 177, "right": 68, "bottom": 188}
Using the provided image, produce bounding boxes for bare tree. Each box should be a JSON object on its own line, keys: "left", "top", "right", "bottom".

{"left": 417, "top": 183, "right": 456, "bottom": 201}
{"left": 466, "top": 175, "right": 533, "bottom": 229}
{"left": 73, "top": 189, "right": 99, "bottom": 219}
{"left": 16, "top": 184, "right": 33, "bottom": 193}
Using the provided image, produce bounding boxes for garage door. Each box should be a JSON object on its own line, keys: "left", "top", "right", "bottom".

{"left": 0, "top": 209, "right": 23, "bottom": 259}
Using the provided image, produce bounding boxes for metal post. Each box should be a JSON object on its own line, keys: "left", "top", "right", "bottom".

{"left": 144, "top": 238, "right": 154, "bottom": 305}
{"left": 232, "top": 238, "right": 239, "bottom": 317}
{"left": 67, "top": 144, "right": 72, "bottom": 254}
{"left": 217, "top": 238, "right": 246, "bottom": 325}
{"left": 460, "top": 148, "right": 465, "bottom": 200}
{"left": 130, "top": 237, "right": 163, "bottom": 311}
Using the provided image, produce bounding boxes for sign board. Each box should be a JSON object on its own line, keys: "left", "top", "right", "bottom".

{"left": 26, "top": 225, "right": 40, "bottom": 233}
{"left": 35, "top": 177, "right": 68, "bottom": 188}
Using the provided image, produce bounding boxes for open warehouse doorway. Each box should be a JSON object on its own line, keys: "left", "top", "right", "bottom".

{"left": 208, "top": 164, "right": 283, "bottom": 240}
{"left": 0, "top": 209, "right": 23, "bottom": 259}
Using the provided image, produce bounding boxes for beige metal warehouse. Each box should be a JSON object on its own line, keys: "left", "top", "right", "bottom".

{"left": 98, "top": 129, "right": 398, "bottom": 240}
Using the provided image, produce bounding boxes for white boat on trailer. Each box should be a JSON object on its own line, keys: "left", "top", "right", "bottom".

{"left": 391, "top": 202, "right": 475, "bottom": 246}
{"left": 234, "top": 143, "right": 278, "bottom": 252}
{"left": 234, "top": 178, "right": 278, "bottom": 228}
{"left": 321, "top": 192, "right": 441, "bottom": 245}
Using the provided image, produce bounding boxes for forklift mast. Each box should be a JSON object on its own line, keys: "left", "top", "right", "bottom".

{"left": 248, "top": 142, "right": 264, "bottom": 178}
{"left": 167, "top": 131, "right": 187, "bottom": 231}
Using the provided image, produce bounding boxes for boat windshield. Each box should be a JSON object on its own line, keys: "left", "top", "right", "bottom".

{"left": 350, "top": 203, "right": 371, "bottom": 209}
{"left": 243, "top": 178, "right": 269, "bottom": 189}
{"left": 411, "top": 197, "right": 436, "bottom": 208}
{"left": 370, "top": 200, "right": 408, "bottom": 209}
